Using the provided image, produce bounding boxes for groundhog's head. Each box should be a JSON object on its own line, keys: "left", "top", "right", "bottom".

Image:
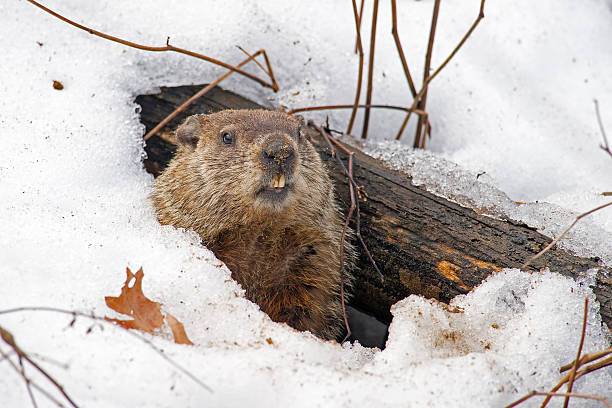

{"left": 173, "top": 110, "right": 327, "bottom": 217}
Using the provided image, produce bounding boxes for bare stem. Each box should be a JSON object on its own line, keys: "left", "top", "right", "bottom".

{"left": 353, "top": 0, "right": 365, "bottom": 54}
{"left": 144, "top": 49, "right": 267, "bottom": 141}
{"left": 396, "top": 0, "right": 486, "bottom": 141}
{"left": 1, "top": 326, "right": 79, "bottom": 408}
{"left": 541, "top": 355, "right": 612, "bottom": 407}
{"left": 0, "top": 307, "right": 212, "bottom": 392}
{"left": 236, "top": 46, "right": 279, "bottom": 91}
{"left": 506, "top": 391, "right": 610, "bottom": 408}
{"left": 18, "top": 356, "right": 39, "bottom": 408}
{"left": 361, "top": 0, "right": 379, "bottom": 139}
{"left": 413, "top": 0, "right": 441, "bottom": 148}
{"left": 563, "top": 297, "right": 589, "bottom": 408}
{"left": 310, "top": 122, "right": 383, "bottom": 281}
{"left": 560, "top": 348, "right": 612, "bottom": 373}
{"left": 341, "top": 154, "right": 356, "bottom": 342}
{"left": 347, "top": 0, "right": 366, "bottom": 135}
{"left": 0, "top": 346, "right": 67, "bottom": 408}
{"left": 594, "top": 99, "right": 612, "bottom": 158}
{"left": 288, "top": 104, "right": 426, "bottom": 116}
{"left": 25, "top": 0, "right": 277, "bottom": 91}
{"left": 390, "top": 0, "right": 417, "bottom": 97}
{"left": 522, "top": 201, "right": 612, "bottom": 269}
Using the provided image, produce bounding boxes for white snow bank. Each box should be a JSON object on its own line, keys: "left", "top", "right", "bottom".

{"left": 2, "top": 269, "right": 610, "bottom": 407}
{"left": 1, "top": 0, "right": 611, "bottom": 407}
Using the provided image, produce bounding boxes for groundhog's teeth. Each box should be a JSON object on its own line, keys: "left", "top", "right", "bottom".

{"left": 272, "top": 174, "right": 279, "bottom": 188}
{"left": 278, "top": 174, "right": 286, "bottom": 188}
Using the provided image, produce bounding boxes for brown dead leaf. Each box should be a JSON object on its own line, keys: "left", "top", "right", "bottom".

{"left": 105, "top": 267, "right": 195, "bottom": 346}
{"left": 166, "top": 313, "right": 194, "bottom": 345}
{"left": 105, "top": 267, "right": 164, "bottom": 333}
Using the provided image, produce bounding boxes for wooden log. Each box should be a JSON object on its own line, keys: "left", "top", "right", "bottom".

{"left": 136, "top": 84, "right": 612, "bottom": 336}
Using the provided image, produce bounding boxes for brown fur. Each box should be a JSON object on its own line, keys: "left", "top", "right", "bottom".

{"left": 151, "top": 109, "right": 353, "bottom": 340}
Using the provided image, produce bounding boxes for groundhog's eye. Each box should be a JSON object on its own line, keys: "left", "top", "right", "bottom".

{"left": 221, "top": 132, "right": 233, "bottom": 145}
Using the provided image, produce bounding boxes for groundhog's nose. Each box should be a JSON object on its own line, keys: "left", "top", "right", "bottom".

{"left": 261, "top": 140, "right": 295, "bottom": 167}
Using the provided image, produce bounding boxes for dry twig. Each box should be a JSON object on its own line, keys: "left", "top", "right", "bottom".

{"left": 542, "top": 349, "right": 612, "bottom": 407}
{"left": 521, "top": 201, "right": 612, "bottom": 269}
{"left": 0, "top": 307, "right": 212, "bottom": 393}
{"left": 347, "top": 0, "right": 366, "bottom": 135}
{"left": 594, "top": 99, "right": 612, "bottom": 158}
{"left": 288, "top": 104, "right": 426, "bottom": 116}
{"left": 310, "top": 122, "right": 383, "bottom": 280}
{"left": 353, "top": 0, "right": 365, "bottom": 54}
{"left": 563, "top": 297, "right": 589, "bottom": 408}
{"left": 25, "top": 0, "right": 278, "bottom": 91}
{"left": 506, "top": 295, "right": 612, "bottom": 408}
{"left": 309, "top": 121, "right": 384, "bottom": 341}
{"left": 0, "top": 346, "right": 69, "bottom": 408}
{"left": 413, "top": 0, "right": 441, "bottom": 149}
{"left": 361, "top": 0, "right": 380, "bottom": 140}
{"left": 1, "top": 325, "right": 79, "bottom": 408}
{"left": 396, "top": 0, "right": 486, "bottom": 142}
{"left": 506, "top": 391, "right": 611, "bottom": 408}
{"left": 144, "top": 48, "right": 275, "bottom": 141}
{"left": 560, "top": 348, "right": 612, "bottom": 373}
{"left": 390, "top": 0, "right": 417, "bottom": 98}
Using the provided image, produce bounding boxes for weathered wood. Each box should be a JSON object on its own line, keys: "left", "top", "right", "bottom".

{"left": 136, "top": 84, "right": 612, "bottom": 334}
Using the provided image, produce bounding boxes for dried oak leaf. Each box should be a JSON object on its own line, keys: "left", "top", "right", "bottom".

{"left": 105, "top": 267, "right": 195, "bottom": 345}
{"left": 166, "top": 313, "right": 194, "bottom": 345}
{"left": 105, "top": 267, "right": 163, "bottom": 333}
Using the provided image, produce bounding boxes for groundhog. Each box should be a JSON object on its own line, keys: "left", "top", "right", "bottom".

{"left": 151, "top": 109, "right": 353, "bottom": 340}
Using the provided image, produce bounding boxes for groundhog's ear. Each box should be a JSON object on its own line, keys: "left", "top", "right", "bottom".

{"left": 175, "top": 115, "right": 203, "bottom": 149}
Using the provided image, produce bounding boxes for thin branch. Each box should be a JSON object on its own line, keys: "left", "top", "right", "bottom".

{"left": 236, "top": 46, "right": 278, "bottom": 90}
{"left": 353, "top": 0, "right": 365, "bottom": 54}
{"left": 390, "top": 0, "right": 417, "bottom": 98}
{"left": 521, "top": 201, "right": 612, "bottom": 269}
{"left": 413, "top": 0, "right": 441, "bottom": 148}
{"left": 560, "top": 348, "right": 612, "bottom": 373}
{"left": 429, "top": 0, "right": 486, "bottom": 85}
{"left": 347, "top": 0, "right": 366, "bottom": 135}
{"left": 312, "top": 124, "right": 354, "bottom": 340}
{"left": 0, "top": 346, "right": 67, "bottom": 408}
{"left": 421, "top": 108, "right": 431, "bottom": 148}
{"left": 563, "top": 297, "right": 589, "bottom": 408}
{"left": 507, "top": 391, "right": 611, "bottom": 408}
{"left": 541, "top": 354, "right": 612, "bottom": 407}
{"left": 25, "top": 0, "right": 277, "bottom": 91}
{"left": 1, "top": 326, "right": 79, "bottom": 408}
{"left": 396, "top": 0, "right": 486, "bottom": 141}
{"left": 309, "top": 121, "right": 384, "bottom": 281}
{"left": 18, "top": 355, "right": 39, "bottom": 408}
{"left": 594, "top": 99, "right": 612, "bottom": 158}
{"left": 361, "top": 0, "right": 379, "bottom": 139}
{"left": 144, "top": 49, "right": 267, "bottom": 141}
{"left": 288, "top": 104, "right": 426, "bottom": 116}
{"left": 340, "top": 153, "right": 356, "bottom": 342}
{"left": 0, "top": 307, "right": 212, "bottom": 392}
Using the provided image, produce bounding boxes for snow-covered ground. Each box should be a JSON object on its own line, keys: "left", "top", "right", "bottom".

{"left": 1, "top": 0, "right": 611, "bottom": 407}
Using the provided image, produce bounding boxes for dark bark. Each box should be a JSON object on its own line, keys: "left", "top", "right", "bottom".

{"left": 136, "top": 84, "right": 612, "bottom": 338}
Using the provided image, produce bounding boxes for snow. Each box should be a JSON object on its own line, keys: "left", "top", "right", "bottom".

{"left": 1, "top": 0, "right": 611, "bottom": 407}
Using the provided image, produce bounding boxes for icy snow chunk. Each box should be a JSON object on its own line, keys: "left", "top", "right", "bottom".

{"left": 374, "top": 269, "right": 612, "bottom": 407}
